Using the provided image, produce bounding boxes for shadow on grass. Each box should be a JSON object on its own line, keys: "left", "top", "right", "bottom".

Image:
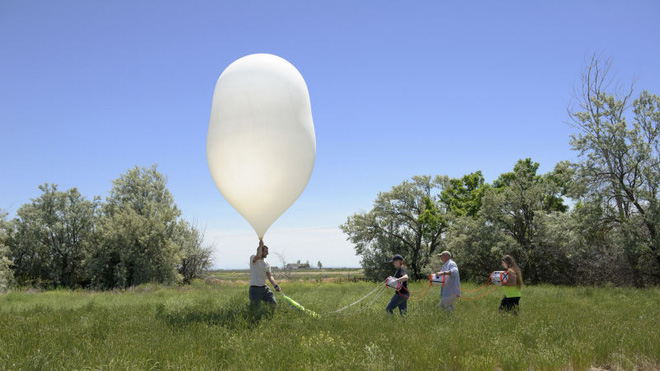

{"left": 155, "top": 301, "right": 273, "bottom": 330}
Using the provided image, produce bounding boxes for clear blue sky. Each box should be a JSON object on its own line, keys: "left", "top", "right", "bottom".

{"left": 1, "top": 1, "right": 659, "bottom": 269}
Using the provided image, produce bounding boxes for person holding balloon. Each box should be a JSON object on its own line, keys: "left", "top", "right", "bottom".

{"left": 498, "top": 255, "right": 523, "bottom": 314}
{"left": 249, "top": 240, "right": 281, "bottom": 309}
{"left": 385, "top": 254, "right": 409, "bottom": 315}
{"left": 206, "top": 54, "right": 316, "bottom": 311}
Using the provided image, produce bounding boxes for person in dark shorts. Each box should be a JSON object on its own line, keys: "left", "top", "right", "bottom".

{"left": 499, "top": 254, "right": 522, "bottom": 314}
{"left": 385, "top": 254, "right": 409, "bottom": 315}
{"left": 249, "top": 240, "right": 281, "bottom": 309}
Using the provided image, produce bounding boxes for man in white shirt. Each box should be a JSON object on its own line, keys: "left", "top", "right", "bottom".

{"left": 249, "top": 240, "right": 281, "bottom": 308}
{"left": 436, "top": 250, "right": 461, "bottom": 311}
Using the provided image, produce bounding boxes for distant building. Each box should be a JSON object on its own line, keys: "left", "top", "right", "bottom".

{"left": 285, "top": 263, "right": 310, "bottom": 270}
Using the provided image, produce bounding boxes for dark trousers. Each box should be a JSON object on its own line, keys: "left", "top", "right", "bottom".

{"left": 386, "top": 293, "right": 407, "bottom": 315}
{"left": 249, "top": 285, "right": 276, "bottom": 308}
{"left": 499, "top": 296, "right": 520, "bottom": 313}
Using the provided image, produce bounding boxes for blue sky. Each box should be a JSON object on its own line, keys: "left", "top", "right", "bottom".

{"left": 1, "top": 1, "right": 659, "bottom": 269}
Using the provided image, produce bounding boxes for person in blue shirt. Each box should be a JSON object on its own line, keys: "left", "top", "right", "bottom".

{"left": 435, "top": 251, "right": 461, "bottom": 311}
{"left": 385, "top": 254, "right": 409, "bottom": 315}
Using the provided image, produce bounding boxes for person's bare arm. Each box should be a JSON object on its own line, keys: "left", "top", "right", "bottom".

{"left": 266, "top": 272, "right": 280, "bottom": 291}
{"left": 252, "top": 240, "right": 264, "bottom": 263}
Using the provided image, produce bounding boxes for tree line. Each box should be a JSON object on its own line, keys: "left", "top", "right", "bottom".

{"left": 341, "top": 57, "right": 660, "bottom": 287}
{"left": 1, "top": 57, "right": 658, "bottom": 291}
{"left": 0, "top": 165, "right": 212, "bottom": 290}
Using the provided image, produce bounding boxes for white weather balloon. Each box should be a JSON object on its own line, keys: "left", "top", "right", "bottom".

{"left": 207, "top": 54, "right": 316, "bottom": 240}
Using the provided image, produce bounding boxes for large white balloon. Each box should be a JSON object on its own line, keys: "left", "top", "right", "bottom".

{"left": 207, "top": 54, "right": 316, "bottom": 239}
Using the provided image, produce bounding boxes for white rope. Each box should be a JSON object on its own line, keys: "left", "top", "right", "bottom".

{"left": 365, "top": 285, "right": 387, "bottom": 307}
{"left": 325, "top": 285, "right": 385, "bottom": 315}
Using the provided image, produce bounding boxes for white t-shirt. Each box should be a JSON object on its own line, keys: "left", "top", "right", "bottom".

{"left": 249, "top": 255, "right": 271, "bottom": 286}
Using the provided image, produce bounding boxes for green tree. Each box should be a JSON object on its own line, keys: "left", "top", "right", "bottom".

{"left": 482, "top": 159, "right": 569, "bottom": 283}
{"left": 568, "top": 56, "right": 660, "bottom": 284}
{"left": 0, "top": 209, "right": 14, "bottom": 291}
{"left": 7, "top": 185, "right": 98, "bottom": 287}
{"left": 88, "top": 165, "right": 182, "bottom": 288}
{"left": 440, "top": 171, "right": 489, "bottom": 218}
{"left": 443, "top": 213, "right": 518, "bottom": 283}
{"left": 340, "top": 175, "right": 447, "bottom": 280}
{"left": 432, "top": 171, "right": 495, "bottom": 283}
{"left": 559, "top": 201, "right": 635, "bottom": 285}
{"left": 175, "top": 220, "right": 213, "bottom": 284}
{"left": 568, "top": 55, "right": 635, "bottom": 221}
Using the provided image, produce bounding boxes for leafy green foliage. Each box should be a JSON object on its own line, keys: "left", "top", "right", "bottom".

{"left": 440, "top": 171, "right": 489, "bottom": 218}
{"left": 0, "top": 209, "right": 14, "bottom": 292}
{"left": 568, "top": 56, "right": 660, "bottom": 284}
{"left": 88, "top": 165, "right": 183, "bottom": 288}
{"left": 481, "top": 159, "right": 570, "bottom": 283}
{"left": 444, "top": 214, "right": 518, "bottom": 283}
{"left": 175, "top": 220, "right": 213, "bottom": 284}
{"left": 2, "top": 166, "right": 213, "bottom": 290}
{"left": 6, "top": 185, "right": 99, "bottom": 287}
{"left": 340, "top": 176, "right": 447, "bottom": 280}
{"left": 343, "top": 162, "right": 578, "bottom": 284}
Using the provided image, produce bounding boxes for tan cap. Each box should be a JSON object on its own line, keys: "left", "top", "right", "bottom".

{"left": 437, "top": 251, "right": 451, "bottom": 258}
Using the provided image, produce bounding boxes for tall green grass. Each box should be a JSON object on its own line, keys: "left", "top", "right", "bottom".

{"left": 0, "top": 281, "right": 658, "bottom": 370}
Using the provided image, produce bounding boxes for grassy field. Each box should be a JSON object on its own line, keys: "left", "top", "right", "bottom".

{"left": 0, "top": 280, "right": 658, "bottom": 370}
{"left": 208, "top": 268, "right": 365, "bottom": 282}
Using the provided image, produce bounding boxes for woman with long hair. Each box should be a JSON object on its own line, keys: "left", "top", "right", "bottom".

{"left": 499, "top": 255, "right": 522, "bottom": 314}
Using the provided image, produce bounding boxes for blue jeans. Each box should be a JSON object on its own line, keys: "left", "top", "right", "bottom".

{"left": 386, "top": 293, "right": 407, "bottom": 315}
